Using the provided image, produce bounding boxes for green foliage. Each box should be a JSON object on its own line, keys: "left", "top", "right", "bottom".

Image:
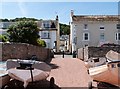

{"left": 60, "top": 23, "right": 70, "bottom": 36}
{"left": 37, "top": 39, "right": 46, "bottom": 47}
{"left": 10, "top": 17, "right": 38, "bottom": 22}
{"left": 0, "top": 17, "right": 39, "bottom": 22}
{"left": 0, "top": 19, "right": 9, "bottom": 22}
{"left": 7, "top": 21, "right": 40, "bottom": 45}
{"left": 0, "top": 35, "right": 8, "bottom": 42}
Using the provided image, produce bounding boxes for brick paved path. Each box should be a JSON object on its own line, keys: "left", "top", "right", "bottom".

{"left": 47, "top": 57, "right": 97, "bottom": 88}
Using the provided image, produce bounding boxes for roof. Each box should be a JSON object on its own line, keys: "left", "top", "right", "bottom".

{"left": 72, "top": 15, "right": 120, "bottom": 21}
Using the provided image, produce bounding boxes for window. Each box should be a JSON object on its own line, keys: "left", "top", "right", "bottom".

{"left": 41, "top": 32, "right": 50, "bottom": 38}
{"left": 48, "top": 33, "right": 50, "bottom": 38}
{"left": 116, "top": 24, "right": 120, "bottom": 29}
{"left": 0, "top": 23, "right": 3, "bottom": 28}
{"left": 100, "top": 26, "right": 104, "bottom": 30}
{"left": 115, "top": 33, "right": 120, "bottom": 41}
{"left": 43, "top": 33, "right": 47, "bottom": 37}
{"left": 83, "top": 32, "right": 89, "bottom": 41}
{"left": 84, "top": 24, "right": 88, "bottom": 30}
{"left": 100, "top": 33, "right": 105, "bottom": 41}
{"left": 43, "top": 21, "right": 50, "bottom": 28}
{"left": 73, "top": 37, "right": 77, "bottom": 44}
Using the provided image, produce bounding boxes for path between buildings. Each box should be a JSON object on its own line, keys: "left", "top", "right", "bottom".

{"left": 47, "top": 56, "right": 97, "bottom": 88}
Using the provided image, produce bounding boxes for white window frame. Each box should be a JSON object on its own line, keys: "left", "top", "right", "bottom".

{"left": 100, "top": 25, "right": 105, "bottom": 30}
{"left": 0, "top": 23, "right": 3, "bottom": 28}
{"left": 43, "top": 21, "right": 50, "bottom": 28}
{"left": 100, "top": 33, "right": 105, "bottom": 41}
{"left": 83, "top": 32, "right": 90, "bottom": 41}
{"left": 116, "top": 24, "right": 120, "bottom": 29}
{"left": 41, "top": 31, "right": 49, "bottom": 38}
{"left": 115, "top": 32, "right": 120, "bottom": 41}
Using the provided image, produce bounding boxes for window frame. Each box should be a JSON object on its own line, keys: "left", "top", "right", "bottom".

{"left": 115, "top": 32, "right": 120, "bottom": 41}
{"left": 83, "top": 32, "right": 90, "bottom": 41}
{"left": 100, "top": 25, "right": 105, "bottom": 30}
{"left": 43, "top": 21, "right": 50, "bottom": 28}
{"left": 41, "top": 31, "right": 50, "bottom": 39}
{"left": 116, "top": 24, "right": 120, "bottom": 29}
{"left": 100, "top": 33, "right": 105, "bottom": 41}
{"left": 83, "top": 24, "right": 88, "bottom": 30}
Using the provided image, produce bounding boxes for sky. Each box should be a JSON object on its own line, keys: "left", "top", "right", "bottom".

{"left": 0, "top": 2, "right": 119, "bottom": 24}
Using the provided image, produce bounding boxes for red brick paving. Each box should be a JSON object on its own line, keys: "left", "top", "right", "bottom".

{"left": 47, "top": 57, "right": 97, "bottom": 88}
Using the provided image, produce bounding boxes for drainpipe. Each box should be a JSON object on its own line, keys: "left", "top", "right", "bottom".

{"left": 83, "top": 47, "right": 84, "bottom": 61}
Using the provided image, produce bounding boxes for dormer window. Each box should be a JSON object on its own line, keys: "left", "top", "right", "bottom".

{"left": 43, "top": 21, "right": 50, "bottom": 28}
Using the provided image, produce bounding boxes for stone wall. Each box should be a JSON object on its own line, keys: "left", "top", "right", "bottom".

{"left": 1, "top": 43, "right": 52, "bottom": 62}
{"left": 77, "top": 46, "right": 120, "bottom": 61}
{"left": 88, "top": 47, "right": 120, "bottom": 58}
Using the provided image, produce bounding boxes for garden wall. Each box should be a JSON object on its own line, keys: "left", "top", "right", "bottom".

{"left": 1, "top": 42, "right": 52, "bottom": 62}
{"left": 78, "top": 46, "right": 120, "bottom": 61}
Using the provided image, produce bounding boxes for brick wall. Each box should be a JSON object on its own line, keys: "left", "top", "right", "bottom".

{"left": 1, "top": 43, "right": 52, "bottom": 62}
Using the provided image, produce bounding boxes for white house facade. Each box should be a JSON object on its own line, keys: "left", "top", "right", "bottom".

{"left": 70, "top": 10, "right": 120, "bottom": 53}
{"left": 0, "top": 22, "right": 15, "bottom": 35}
{"left": 37, "top": 16, "right": 60, "bottom": 52}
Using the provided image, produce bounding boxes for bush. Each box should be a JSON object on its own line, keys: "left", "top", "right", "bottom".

{"left": 0, "top": 35, "right": 8, "bottom": 42}
{"left": 37, "top": 39, "right": 46, "bottom": 47}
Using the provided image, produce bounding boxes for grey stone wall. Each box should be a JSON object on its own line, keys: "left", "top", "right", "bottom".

{"left": 1, "top": 43, "right": 52, "bottom": 62}
{"left": 77, "top": 46, "right": 120, "bottom": 61}
{"left": 88, "top": 47, "right": 120, "bottom": 58}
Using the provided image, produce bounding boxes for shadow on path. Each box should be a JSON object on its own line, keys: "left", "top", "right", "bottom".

{"left": 49, "top": 63, "right": 60, "bottom": 69}
{"left": 3, "top": 79, "right": 61, "bottom": 89}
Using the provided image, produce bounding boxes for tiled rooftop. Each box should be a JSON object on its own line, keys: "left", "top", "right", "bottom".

{"left": 72, "top": 15, "right": 120, "bottom": 21}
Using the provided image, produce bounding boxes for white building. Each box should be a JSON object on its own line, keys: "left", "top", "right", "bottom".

{"left": 59, "top": 35, "right": 70, "bottom": 52}
{"left": 0, "top": 22, "right": 15, "bottom": 35}
{"left": 37, "top": 16, "right": 60, "bottom": 52}
{"left": 70, "top": 10, "right": 120, "bottom": 53}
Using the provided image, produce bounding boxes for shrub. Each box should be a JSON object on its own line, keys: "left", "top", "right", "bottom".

{"left": 37, "top": 39, "right": 46, "bottom": 47}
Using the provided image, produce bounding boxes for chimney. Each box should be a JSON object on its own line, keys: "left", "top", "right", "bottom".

{"left": 56, "top": 15, "right": 59, "bottom": 21}
{"left": 71, "top": 10, "right": 74, "bottom": 17}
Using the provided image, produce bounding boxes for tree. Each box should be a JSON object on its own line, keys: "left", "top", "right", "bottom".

{"left": 60, "top": 23, "right": 70, "bottom": 36}
{"left": 9, "top": 17, "right": 38, "bottom": 22}
{"left": 7, "top": 21, "right": 40, "bottom": 45}
{"left": 0, "top": 19, "right": 9, "bottom": 22}
{"left": 37, "top": 39, "right": 46, "bottom": 47}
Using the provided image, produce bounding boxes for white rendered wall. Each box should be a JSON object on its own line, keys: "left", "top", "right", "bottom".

{"left": 70, "top": 23, "right": 77, "bottom": 53}
{"left": 50, "top": 31, "right": 56, "bottom": 49}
